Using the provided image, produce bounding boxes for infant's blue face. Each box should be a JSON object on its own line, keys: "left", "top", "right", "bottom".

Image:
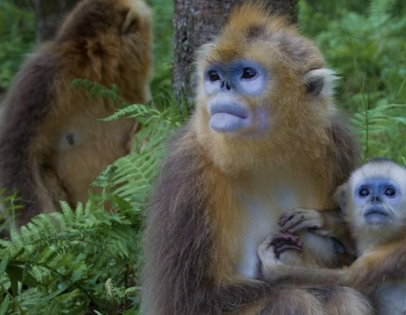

{"left": 353, "top": 177, "right": 402, "bottom": 226}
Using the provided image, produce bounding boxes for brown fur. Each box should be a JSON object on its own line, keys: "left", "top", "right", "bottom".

{"left": 0, "top": 0, "right": 152, "bottom": 227}
{"left": 143, "top": 3, "right": 371, "bottom": 315}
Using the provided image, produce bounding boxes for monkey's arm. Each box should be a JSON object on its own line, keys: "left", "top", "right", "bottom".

{"left": 344, "top": 238, "right": 406, "bottom": 294}
{"left": 0, "top": 51, "right": 57, "bottom": 226}
{"left": 279, "top": 208, "right": 350, "bottom": 239}
{"left": 259, "top": 234, "right": 406, "bottom": 294}
{"left": 279, "top": 208, "right": 356, "bottom": 266}
{"left": 258, "top": 235, "right": 348, "bottom": 286}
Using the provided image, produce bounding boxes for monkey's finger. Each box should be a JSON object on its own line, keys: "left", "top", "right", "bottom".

{"left": 272, "top": 238, "right": 303, "bottom": 253}
{"left": 288, "top": 221, "right": 322, "bottom": 234}
{"left": 270, "top": 233, "right": 300, "bottom": 246}
{"left": 275, "top": 244, "right": 302, "bottom": 257}
{"left": 278, "top": 212, "right": 297, "bottom": 226}
{"left": 274, "top": 239, "right": 303, "bottom": 248}
{"left": 279, "top": 208, "right": 316, "bottom": 224}
{"left": 280, "top": 215, "right": 306, "bottom": 232}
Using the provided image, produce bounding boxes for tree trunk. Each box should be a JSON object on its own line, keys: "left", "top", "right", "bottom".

{"left": 173, "top": 0, "right": 298, "bottom": 109}
{"left": 32, "top": 0, "right": 81, "bottom": 42}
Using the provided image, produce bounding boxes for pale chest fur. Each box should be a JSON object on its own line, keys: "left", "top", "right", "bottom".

{"left": 234, "top": 170, "right": 335, "bottom": 279}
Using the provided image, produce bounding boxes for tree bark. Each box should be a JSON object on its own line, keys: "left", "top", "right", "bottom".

{"left": 173, "top": 0, "right": 298, "bottom": 109}
{"left": 32, "top": 0, "right": 81, "bottom": 42}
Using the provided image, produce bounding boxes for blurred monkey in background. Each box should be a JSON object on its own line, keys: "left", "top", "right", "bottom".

{"left": 0, "top": 0, "right": 153, "bottom": 227}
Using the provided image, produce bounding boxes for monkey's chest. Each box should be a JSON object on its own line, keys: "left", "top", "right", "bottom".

{"left": 235, "top": 182, "right": 330, "bottom": 279}
{"left": 51, "top": 108, "right": 137, "bottom": 203}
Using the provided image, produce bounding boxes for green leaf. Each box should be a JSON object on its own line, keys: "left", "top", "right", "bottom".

{"left": 6, "top": 264, "right": 38, "bottom": 296}
{"left": 0, "top": 255, "right": 9, "bottom": 281}
{"left": 0, "top": 295, "right": 10, "bottom": 315}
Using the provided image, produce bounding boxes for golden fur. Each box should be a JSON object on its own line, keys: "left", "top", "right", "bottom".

{"left": 143, "top": 3, "right": 371, "bottom": 315}
{"left": 0, "top": 0, "right": 153, "bottom": 226}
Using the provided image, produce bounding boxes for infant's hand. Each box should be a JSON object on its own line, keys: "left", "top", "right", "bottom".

{"left": 258, "top": 234, "right": 302, "bottom": 266}
{"left": 279, "top": 208, "right": 329, "bottom": 236}
{"left": 258, "top": 233, "right": 303, "bottom": 281}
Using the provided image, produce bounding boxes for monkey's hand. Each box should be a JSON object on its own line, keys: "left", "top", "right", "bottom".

{"left": 258, "top": 234, "right": 303, "bottom": 282}
{"left": 279, "top": 208, "right": 332, "bottom": 236}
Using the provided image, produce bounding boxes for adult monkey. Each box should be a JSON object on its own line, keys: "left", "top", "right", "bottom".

{"left": 0, "top": 0, "right": 153, "bottom": 227}
{"left": 143, "top": 3, "right": 371, "bottom": 315}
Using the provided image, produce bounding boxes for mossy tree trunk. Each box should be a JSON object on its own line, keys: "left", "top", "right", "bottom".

{"left": 173, "top": 0, "right": 298, "bottom": 109}
{"left": 32, "top": 0, "right": 81, "bottom": 42}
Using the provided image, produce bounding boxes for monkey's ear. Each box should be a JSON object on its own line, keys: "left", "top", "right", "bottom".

{"left": 304, "top": 68, "right": 338, "bottom": 97}
{"left": 334, "top": 184, "right": 348, "bottom": 213}
{"left": 121, "top": 10, "right": 139, "bottom": 34}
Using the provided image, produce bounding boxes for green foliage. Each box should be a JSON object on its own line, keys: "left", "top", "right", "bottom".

{"left": 0, "top": 81, "right": 184, "bottom": 314}
{"left": 146, "top": 0, "right": 174, "bottom": 96}
{"left": 0, "top": 0, "right": 35, "bottom": 96}
{"left": 299, "top": 0, "right": 406, "bottom": 161}
{"left": 0, "top": 189, "right": 22, "bottom": 235}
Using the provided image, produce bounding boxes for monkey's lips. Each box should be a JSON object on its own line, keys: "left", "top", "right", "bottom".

{"left": 364, "top": 208, "right": 390, "bottom": 225}
{"left": 209, "top": 103, "right": 251, "bottom": 133}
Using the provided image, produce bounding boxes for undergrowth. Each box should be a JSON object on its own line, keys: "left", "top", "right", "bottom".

{"left": 0, "top": 81, "right": 184, "bottom": 314}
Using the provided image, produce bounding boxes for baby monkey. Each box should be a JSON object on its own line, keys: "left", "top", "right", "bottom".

{"left": 259, "top": 158, "right": 406, "bottom": 315}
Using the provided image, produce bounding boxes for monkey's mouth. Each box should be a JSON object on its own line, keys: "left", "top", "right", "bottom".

{"left": 364, "top": 208, "right": 390, "bottom": 225}
{"left": 209, "top": 103, "right": 251, "bottom": 133}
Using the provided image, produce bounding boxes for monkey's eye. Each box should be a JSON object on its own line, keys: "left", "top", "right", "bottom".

{"left": 359, "top": 187, "right": 370, "bottom": 197}
{"left": 208, "top": 70, "right": 221, "bottom": 82}
{"left": 384, "top": 187, "right": 396, "bottom": 197}
{"left": 241, "top": 67, "right": 257, "bottom": 79}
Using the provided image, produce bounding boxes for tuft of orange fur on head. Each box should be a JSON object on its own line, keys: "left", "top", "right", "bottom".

{"left": 224, "top": 2, "right": 296, "bottom": 41}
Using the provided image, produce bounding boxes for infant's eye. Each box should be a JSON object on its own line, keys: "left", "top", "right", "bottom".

{"left": 359, "top": 187, "right": 370, "bottom": 197}
{"left": 241, "top": 67, "right": 257, "bottom": 79}
{"left": 208, "top": 70, "right": 221, "bottom": 82}
{"left": 384, "top": 187, "right": 396, "bottom": 197}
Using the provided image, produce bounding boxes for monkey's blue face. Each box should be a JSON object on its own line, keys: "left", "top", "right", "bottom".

{"left": 354, "top": 177, "right": 402, "bottom": 226}
{"left": 204, "top": 60, "right": 269, "bottom": 135}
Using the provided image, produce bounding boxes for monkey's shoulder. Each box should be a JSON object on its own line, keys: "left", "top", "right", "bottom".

{"left": 1, "top": 48, "right": 56, "bottom": 113}
{"left": 151, "top": 127, "right": 212, "bottom": 215}
{"left": 0, "top": 48, "right": 57, "bottom": 156}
